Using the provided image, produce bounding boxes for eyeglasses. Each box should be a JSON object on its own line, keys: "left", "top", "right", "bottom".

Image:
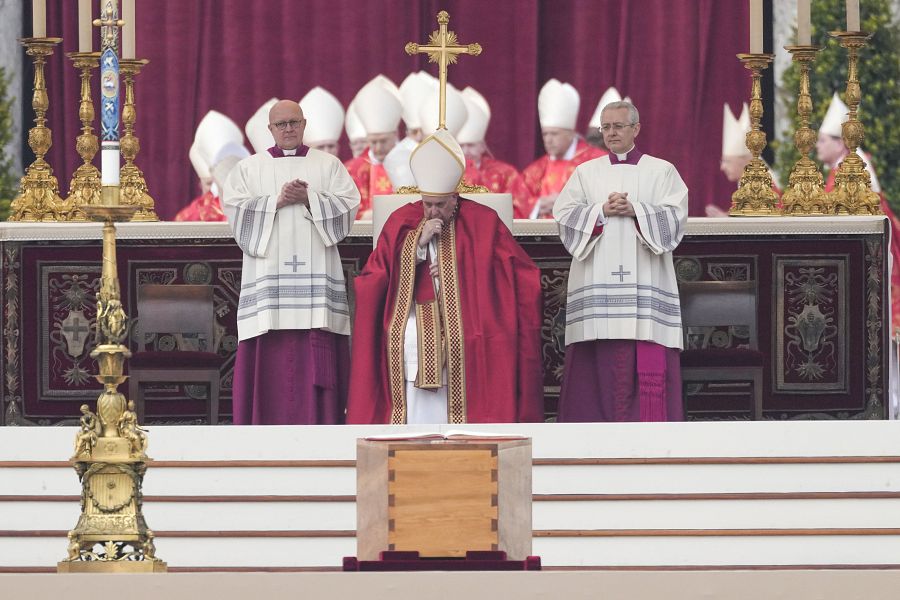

{"left": 271, "top": 119, "right": 305, "bottom": 131}
{"left": 600, "top": 123, "right": 636, "bottom": 133}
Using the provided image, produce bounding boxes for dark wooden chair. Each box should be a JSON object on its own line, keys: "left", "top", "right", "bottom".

{"left": 679, "top": 280, "right": 764, "bottom": 420}
{"left": 128, "top": 284, "right": 222, "bottom": 424}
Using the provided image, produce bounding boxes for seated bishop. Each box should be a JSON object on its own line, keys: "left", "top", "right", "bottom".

{"left": 175, "top": 110, "right": 248, "bottom": 222}
{"left": 523, "top": 79, "right": 606, "bottom": 218}
{"left": 298, "top": 86, "right": 345, "bottom": 157}
{"left": 344, "top": 75, "right": 403, "bottom": 219}
{"left": 347, "top": 129, "right": 545, "bottom": 425}
{"left": 458, "top": 86, "right": 531, "bottom": 219}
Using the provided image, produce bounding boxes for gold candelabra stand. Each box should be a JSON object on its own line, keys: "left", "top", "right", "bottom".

{"left": 9, "top": 38, "right": 74, "bottom": 222}
{"left": 58, "top": 195, "right": 165, "bottom": 573}
{"left": 65, "top": 51, "right": 102, "bottom": 220}
{"left": 729, "top": 53, "right": 780, "bottom": 216}
{"left": 827, "top": 31, "right": 880, "bottom": 215}
{"left": 781, "top": 46, "right": 828, "bottom": 215}
{"left": 119, "top": 58, "right": 158, "bottom": 221}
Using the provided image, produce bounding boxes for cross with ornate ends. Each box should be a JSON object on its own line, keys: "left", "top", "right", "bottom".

{"left": 405, "top": 11, "right": 482, "bottom": 130}
{"left": 93, "top": 1, "right": 124, "bottom": 50}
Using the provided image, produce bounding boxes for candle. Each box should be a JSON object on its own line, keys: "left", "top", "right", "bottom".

{"left": 797, "top": 0, "right": 811, "bottom": 45}
{"left": 846, "top": 0, "right": 860, "bottom": 31}
{"left": 32, "top": 0, "right": 46, "bottom": 38}
{"left": 122, "top": 0, "right": 135, "bottom": 59}
{"left": 750, "top": 0, "right": 763, "bottom": 53}
{"left": 78, "top": 0, "right": 92, "bottom": 52}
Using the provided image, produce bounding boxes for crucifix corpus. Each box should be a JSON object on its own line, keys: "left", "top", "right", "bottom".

{"left": 405, "top": 11, "right": 482, "bottom": 130}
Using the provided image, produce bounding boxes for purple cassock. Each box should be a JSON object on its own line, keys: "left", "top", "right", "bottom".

{"left": 557, "top": 340, "right": 682, "bottom": 422}
{"left": 231, "top": 145, "right": 350, "bottom": 425}
{"left": 232, "top": 329, "right": 349, "bottom": 424}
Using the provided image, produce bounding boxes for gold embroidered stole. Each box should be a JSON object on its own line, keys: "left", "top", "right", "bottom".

{"left": 386, "top": 219, "right": 467, "bottom": 424}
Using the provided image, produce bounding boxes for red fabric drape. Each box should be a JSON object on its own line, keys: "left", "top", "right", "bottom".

{"left": 40, "top": 0, "right": 750, "bottom": 219}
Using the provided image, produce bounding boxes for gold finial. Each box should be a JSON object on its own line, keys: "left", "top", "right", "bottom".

{"left": 406, "top": 11, "right": 482, "bottom": 130}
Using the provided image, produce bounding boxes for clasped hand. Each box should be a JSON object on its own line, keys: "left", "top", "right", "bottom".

{"left": 277, "top": 179, "right": 309, "bottom": 209}
{"left": 603, "top": 191, "right": 635, "bottom": 217}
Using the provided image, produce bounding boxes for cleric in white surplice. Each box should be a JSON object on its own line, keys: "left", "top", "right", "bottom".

{"left": 553, "top": 100, "right": 688, "bottom": 422}
{"left": 223, "top": 100, "right": 360, "bottom": 424}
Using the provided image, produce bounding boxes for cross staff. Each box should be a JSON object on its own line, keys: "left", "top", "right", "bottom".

{"left": 405, "top": 11, "right": 481, "bottom": 130}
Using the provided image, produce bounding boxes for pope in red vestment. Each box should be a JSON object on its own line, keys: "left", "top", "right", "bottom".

{"left": 522, "top": 138, "right": 606, "bottom": 218}
{"left": 347, "top": 198, "right": 545, "bottom": 424}
{"left": 464, "top": 157, "right": 531, "bottom": 219}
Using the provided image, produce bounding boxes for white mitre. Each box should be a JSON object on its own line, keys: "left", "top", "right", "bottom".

{"left": 419, "top": 82, "right": 468, "bottom": 138}
{"left": 538, "top": 78, "right": 580, "bottom": 130}
{"left": 189, "top": 142, "right": 210, "bottom": 180}
{"left": 244, "top": 98, "right": 279, "bottom": 154}
{"left": 354, "top": 75, "right": 402, "bottom": 135}
{"left": 345, "top": 101, "right": 366, "bottom": 141}
{"left": 299, "top": 86, "right": 344, "bottom": 145}
{"left": 409, "top": 129, "right": 466, "bottom": 195}
{"left": 819, "top": 92, "right": 848, "bottom": 138}
{"left": 457, "top": 86, "right": 491, "bottom": 144}
{"left": 722, "top": 102, "right": 751, "bottom": 157}
{"left": 588, "top": 86, "right": 622, "bottom": 129}
{"left": 195, "top": 110, "right": 246, "bottom": 168}
{"left": 399, "top": 71, "right": 434, "bottom": 131}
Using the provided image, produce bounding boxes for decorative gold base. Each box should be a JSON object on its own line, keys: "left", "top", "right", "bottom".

{"left": 730, "top": 158, "right": 779, "bottom": 216}
{"left": 829, "top": 152, "right": 882, "bottom": 215}
{"left": 58, "top": 559, "right": 167, "bottom": 573}
{"left": 782, "top": 157, "right": 829, "bottom": 215}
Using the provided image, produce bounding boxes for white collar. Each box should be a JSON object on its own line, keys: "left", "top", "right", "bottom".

{"left": 282, "top": 148, "right": 297, "bottom": 156}
{"left": 551, "top": 136, "right": 579, "bottom": 161}
{"left": 615, "top": 145, "right": 636, "bottom": 161}
{"left": 367, "top": 148, "right": 382, "bottom": 165}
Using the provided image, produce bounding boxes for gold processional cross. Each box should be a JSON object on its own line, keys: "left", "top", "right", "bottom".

{"left": 405, "top": 11, "right": 482, "bottom": 130}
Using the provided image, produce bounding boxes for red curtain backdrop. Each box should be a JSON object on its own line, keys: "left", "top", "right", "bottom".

{"left": 40, "top": 0, "right": 751, "bottom": 219}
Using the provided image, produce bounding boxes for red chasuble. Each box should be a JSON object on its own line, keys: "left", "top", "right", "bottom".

{"left": 464, "top": 157, "right": 531, "bottom": 219}
{"left": 347, "top": 199, "right": 545, "bottom": 424}
{"left": 522, "top": 140, "right": 606, "bottom": 218}
{"left": 174, "top": 191, "right": 226, "bottom": 222}
{"left": 344, "top": 153, "right": 393, "bottom": 219}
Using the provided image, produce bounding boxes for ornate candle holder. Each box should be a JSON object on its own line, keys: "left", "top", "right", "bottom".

{"left": 119, "top": 58, "right": 158, "bottom": 221}
{"left": 65, "top": 51, "right": 102, "bottom": 220}
{"left": 827, "top": 31, "right": 880, "bottom": 215}
{"left": 58, "top": 197, "right": 166, "bottom": 573}
{"left": 9, "top": 38, "right": 74, "bottom": 222}
{"left": 781, "top": 45, "right": 828, "bottom": 215}
{"left": 729, "top": 53, "right": 780, "bottom": 217}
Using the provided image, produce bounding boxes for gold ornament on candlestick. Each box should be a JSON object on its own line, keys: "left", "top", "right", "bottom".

{"left": 58, "top": 200, "right": 166, "bottom": 574}
{"left": 405, "top": 11, "right": 481, "bottom": 130}
{"left": 9, "top": 38, "right": 74, "bottom": 222}
{"left": 781, "top": 45, "right": 828, "bottom": 215}
{"left": 729, "top": 53, "right": 779, "bottom": 217}
{"left": 65, "top": 51, "right": 102, "bottom": 220}
{"left": 119, "top": 58, "right": 158, "bottom": 221}
{"left": 827, "top": 31, "right": 880, "bottom": 215}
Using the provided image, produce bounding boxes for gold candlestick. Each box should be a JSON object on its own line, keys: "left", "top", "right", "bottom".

{"left": 827, "top": 31, "right": 880, "bottom": 215}
{"left": 729, "top": 53, "right": 779, "bottom": 217}
{"left": 9, "top": 38, "right": 73, "bottom": 222}
{"left": 58, "top": 200, "right": 166, "bottom": 573}
{"left": 65, "top": 51, "right": 102, "bottom": 220}
{"left": 119, "top": 58, "right": 158, "bottom": 221}
{"left": 781, "top": 45, "right": 828, "bottom": 215}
